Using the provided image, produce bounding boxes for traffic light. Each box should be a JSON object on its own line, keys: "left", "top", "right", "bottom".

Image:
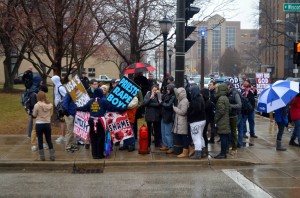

{"left": 185, "top": 0, "right": 200, "bottom": 52}
{"left": 293, "top": 42, "right": 300, "bottom": 65}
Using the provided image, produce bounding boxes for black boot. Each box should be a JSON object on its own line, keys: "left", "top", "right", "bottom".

{"left": 289, "top": 139, "right": 299, "bottom": 146}
{"left": 214, "top": 153, "right": 226, "bottom": 159}
{"left": 276, "top": 140, "right": 287, "bottom": 151}
{"left": 190, "top": 151, "right": 202, "bottom": 159}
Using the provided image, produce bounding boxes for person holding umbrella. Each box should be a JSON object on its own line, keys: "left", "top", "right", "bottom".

{"left": 289, "top": 92, "right": 300, "bottom": 147}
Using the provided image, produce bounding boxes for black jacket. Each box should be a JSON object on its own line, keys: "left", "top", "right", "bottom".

{"left": 187, "top": 86, "right": 206, "bottom": 123}
{"left": 161, "top": 84, "right": 175, "bottom": 123}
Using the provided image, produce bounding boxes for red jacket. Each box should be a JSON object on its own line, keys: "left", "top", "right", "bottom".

{"left": 290, "top": 95, "right": 300, "bottom": 121}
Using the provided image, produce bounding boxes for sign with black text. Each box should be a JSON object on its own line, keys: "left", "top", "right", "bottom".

{"left": 227, "top": 77, "right": 241, "bottom": 92}
{"left": 106, "top": 76, "right": 140, "bottom": 109}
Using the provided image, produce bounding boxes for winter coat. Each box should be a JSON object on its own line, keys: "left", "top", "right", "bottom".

{"left": 62, "top": 93, "right": 77, "bottom": 117}
{"left": 51, "top": 75, "right": 67, "bottom": 106}
{"left": 187, "top": 86, "right": 206, "bottom": 123}
{"left": 214, "top": 84, "right": 230, "bottom": 134}
{"left": 161, "top": 84, "right": 176, "bottom": 123}
{"left": 274, "top": 106, "right": 288, "bottom": 125}
{"left": 290, "top": 94, "right": 300, "bottom": 121}
{"left": 227, "top": 88, "right": 242, "bottom": 117}
{"left": 173, "top": 87, "right": 189, "bottom": 135}
{"left": 32, "top": 101, "right": 53, "bottom": 123}
{"left": 143, "top": 91, "right": 161, "bottom": 122}
{"left": 201, "top": 88, "right": 215, "bottom": 121}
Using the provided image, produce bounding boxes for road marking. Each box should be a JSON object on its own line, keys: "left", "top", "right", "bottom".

{"left": 223, "top": 169, "right": 272, "bottom": 198}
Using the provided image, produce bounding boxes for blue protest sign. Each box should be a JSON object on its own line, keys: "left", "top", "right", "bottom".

{"left": 106, "top": 76, "right": 141, "bottom": 109}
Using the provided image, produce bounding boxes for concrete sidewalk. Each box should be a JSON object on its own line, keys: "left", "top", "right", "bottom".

{"left": 0, "top": 115, "right": 299, "bottom": 170}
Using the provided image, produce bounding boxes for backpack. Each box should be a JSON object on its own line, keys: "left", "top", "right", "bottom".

{"left": 22, "top": 70, "right": 33, "bottom": 89}
{"left": 239, "top": 93, "right": 254, "bottom": 114}
{"left": 21, "top": 91, "right": 35, "bottom": 115}
{"left": 56, "top": 85, "right": 67, "bottom": 117}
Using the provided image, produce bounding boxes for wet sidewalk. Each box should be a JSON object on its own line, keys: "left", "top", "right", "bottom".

{"left": 0, "top": 115, "right": 299, "bottom": 170}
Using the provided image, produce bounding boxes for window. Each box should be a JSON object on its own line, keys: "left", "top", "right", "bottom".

{"left": 88, "top": 68, "right": 95, "bottom": 77}
{"left": 226, "top": 27, "right": 236, "bottom": 48}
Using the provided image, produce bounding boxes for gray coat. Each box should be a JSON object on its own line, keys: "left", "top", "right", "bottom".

{"left": 143, "top": 91, "right": 161, "bottom": 122}
{"left": 173, "top": 87, "right": 189, "bottom": 135}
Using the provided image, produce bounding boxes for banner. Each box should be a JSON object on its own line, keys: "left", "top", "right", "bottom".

{"left": 227, "top": 77, "right": 241, "bottom": 92}
{"left": 73, "top": 111, "right": 90, "bottom": 141}
{"left": 256, "top": 73, "right": 270, "bottom": 94}
{"left": 65, "top": 75, "right": 90, "bottom": 107}
{"left": 104, "top": 112, "right": 134, "bottom": 143}
{"left": 106, "top": 76, "right": 140, "bottom": 109}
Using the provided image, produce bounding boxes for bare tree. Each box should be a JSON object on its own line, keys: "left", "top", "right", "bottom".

{"left": 219, "top": 47, "right": 241, "bottom": 76}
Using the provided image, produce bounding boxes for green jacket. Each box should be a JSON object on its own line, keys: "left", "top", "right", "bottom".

{"left": 214, "top": 83, "right": 230, "bottom": 134}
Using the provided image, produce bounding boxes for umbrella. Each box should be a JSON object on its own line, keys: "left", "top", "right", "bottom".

{"left": 124, "top": 62, "right": 155, "bottom": 74}
{"left": 256, "top": 80, "right": 299, "bottom": 113}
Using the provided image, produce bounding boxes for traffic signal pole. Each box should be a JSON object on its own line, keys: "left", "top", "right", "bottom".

{"left": 295, "top": 23, "right": 298, "bottom": 78}
{"left": 175, "top": 0, "right": 185, "bottom": 88}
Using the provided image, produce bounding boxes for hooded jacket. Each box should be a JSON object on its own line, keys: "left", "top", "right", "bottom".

{"left": 173, "top": 87, "right": 189, "bottom": 135}
{"left": 62, "top": 93, "right": 76, "bottom": 117}
{"left": 214, "top": 83, "right": 230, "bottom": 134}
{"left": 77, "top": 88, "right": 121, "bottom": 119}
{"left": 32, "top": 101, "right": 53, "bottom": 123}
{"left": 51, "top": 75, "right": 67, "bottom": 106}
{"left": 187, "top": 86, "right": 206, "bottom": 123}
{"left": 161, "top": 84, "right": 176, "bottom": 123}
{"left": 143, "top": 89, "right": 161, "bottom": 122}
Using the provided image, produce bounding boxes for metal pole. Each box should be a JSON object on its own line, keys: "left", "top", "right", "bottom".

{"left": 155, "top": 60, "right": 158, "bottom": 80}
{"left": 200, "top": 36, "right": 204, "bottom": 89}
{"left": 175, "top": 0, "right": 185, "bottom": 88}
{"left": 169, "top": 54, "right": 172, "bottom": 75}
{"left": 295, "top": 23, "right": 298, "bottom": 78}
{"left": 163, "top": 33, "right": 167, "bottom": 79}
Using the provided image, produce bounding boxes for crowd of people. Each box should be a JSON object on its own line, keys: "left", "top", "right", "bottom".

{"left": 22, "top": 67, "right": 300, "bottom": 161}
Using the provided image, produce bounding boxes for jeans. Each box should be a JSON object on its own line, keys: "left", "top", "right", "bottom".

{"left": 291, "top": 119, "right": 300, "bottom": 143}
{"left": 123, "top": 124, "right": 135, "bottom": 147}
{"left": 178, "top": 134, "right": 189, "bottom": 149}
{"left": 161, "top": 120, "right": 174, "bottom": 149}
{"left": 242, "top": 111, "right": 255, "bottom": 136}
{"left": 276, "top": 122, "right": 285, "bottom": 141}
{"left": 64, "top": 115, "right": 77, "bottom": 148}
{"left": 237, "top": 114, "right": 244, "bottom": 147}
{"left": 229, "top": 117, "right": 238, "bottom": 149}
{"left": 36, "top": 123, "right": 53, "bottom": 150}
{"left": 27, "top": 116, "right": 33, "bottom": 138}
{"left": 219, "top": 134, "right": 228, "bottom": 156}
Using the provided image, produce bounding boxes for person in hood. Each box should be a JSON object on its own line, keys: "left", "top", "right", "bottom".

{"left": 160, "top": 84, "right": 176, "bottom": 154}
{"left": 214, "top": 83, "right": 230, "bottom": 159}
{"left": 76, "top": 88, "right": 123, "bottom": 159}
{"left": 32, "top": 91, "right": 55, "bottom": 161}
{"left": 51, "top": 75, "right": 67, "bottom": 144}
{"left": 187, "top": 86, "right": 206, "bottom": 159}
{"left": 173, "top": 87, "right": 189, "bottom": 158}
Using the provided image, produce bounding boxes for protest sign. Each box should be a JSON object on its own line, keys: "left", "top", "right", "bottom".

{"left": 227, "top": 77, "right": 241, "bottom": 92}
{"left": 73, "top": 111, "right": 90, "bottom": 141}
{"left": 256, "top": 73, "right": 270, "bottom": 94}
{"left": 106, "top": 76, "right": 140, "bottom": 109}
{"left": 65, "top": 75, "right": 90, "bottom": 107}
{"left": 104, "top": 112, "right": 134, "bottom": 143}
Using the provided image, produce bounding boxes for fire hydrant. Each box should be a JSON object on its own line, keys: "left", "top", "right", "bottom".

{"left": 139, "top": 125, "right": 149, "bottom": 154}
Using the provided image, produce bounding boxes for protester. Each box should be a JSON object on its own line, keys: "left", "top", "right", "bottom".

{"left": 161, "top": 72, "right": 170, "bottom": 95}
{"left": 143, "top": 85, "right": 162, "bottom": 149}
{"left": 289, "top": 92, "right": 300, "bottom": 147}
{"left": 214, "top": 83, "right": 230, "bottom": 159}
{"left": 225, "top": 81, "right": 242, "bottom": 151}
{"left": 187, "top": 86, "right": 206, "bottom": 159}
{"left": 208, "top": 80, "right": 217, "bottom": 143}
{"left": 119, "top": 96, "right": 139, "bottom": 152}
{"left": 51, "top": 75, "right": 66, "bottom": 144}
{"left": 62, "top": 93, "right": 79, "bottom": 152}
{"left": 274, "top": 106, "right": 288, "bottom": 151}
{"left": 134, "top": 72, "right": 149, "bottom": 97}
{"left": 76, "top": 88, "right": 123, "bottom": 159}
{"left": 80, "top": 71, "right": 90, "bottom": 90}
{"left": 160, "top": 84, "right": 176, "bottom": 154}
{"left": 147, "top": 73, "right": 158, "bottom": 92}
{"left": 22, "top": 66, "right": 34, "bottom": 91}
{"left": 242, "top": 79, "right": 258, "bottom": 138}
{"left": 184, "top": 74, "right": 190, "bottom": 90}
{"left": 87, "top": 79, "right": 98, "bottom": 98}
{"left": 100, "top": 84, "right": 109, "bottom": 99}
{"left": 32, "top": 91, "right": 54, "bottom": 161}
{"left": 173, "top": 87, "right": 189, "bottom": 158}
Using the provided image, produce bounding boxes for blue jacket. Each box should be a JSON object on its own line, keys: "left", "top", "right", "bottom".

{"left": 62, "top": 93, "right": 76, "bottom": 117}
{"left": 77, "top": 88, "right": 121, "bottom": 119}
{"left": 274, "top": 106, "right": 288, "bottom": 124}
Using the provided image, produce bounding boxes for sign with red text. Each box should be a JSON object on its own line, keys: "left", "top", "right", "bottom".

{"left": 73, "top": 111, "right": 90, "bottom": 141}
{"left": 104, "top": 112, "right": 134, "bottom": 143}
{"left": 256, "top": 73, "right": 270, "bottom": 94}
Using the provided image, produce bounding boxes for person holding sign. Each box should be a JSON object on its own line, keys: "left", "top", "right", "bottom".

{"left": 76, "top": 88, "right": 123, "bottom": 159}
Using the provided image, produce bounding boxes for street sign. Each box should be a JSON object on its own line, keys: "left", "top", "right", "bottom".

{"left": 284, "top": 3, "right": 300, "bottom": 12}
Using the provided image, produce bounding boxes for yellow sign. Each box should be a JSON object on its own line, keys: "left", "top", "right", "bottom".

{"left": 65, "top": 75, "right": 90, "bottom": 107}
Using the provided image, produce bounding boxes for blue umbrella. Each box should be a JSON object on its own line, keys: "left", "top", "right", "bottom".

{"left": 257, "top": 80, "right": 299, "bottom": 113}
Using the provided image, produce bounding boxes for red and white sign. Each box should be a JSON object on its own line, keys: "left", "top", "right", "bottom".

{"left": 256, "top": 73, "right": 270, "bottom": 94}
{"left": 104, "top": 112, "right": 134, "bottom": 143}
{"left": 73, "top": 111, "right": 90, "bottom": 141}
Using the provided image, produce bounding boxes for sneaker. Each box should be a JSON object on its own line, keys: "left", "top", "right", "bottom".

{"left": 65, "top": 145, "right": 79, "bottom": 152}
{"left": 31, "top": 145, "right": 37, "bottom": 152}
{"left": 43, "top": 143, "right": 48, "bottom": 150}
{"left": 243, "top": 135, "right": 249, "bottom": 139}
{"left": 250, "top": 135, "right": 258, "bottom": 138}
{"left": 55, "top": 136, "right": 65, "bottom": 144}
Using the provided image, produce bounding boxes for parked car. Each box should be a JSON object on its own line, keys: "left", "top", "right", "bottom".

{"left": 14, "top": 73, "right": 24, "bottom": 84}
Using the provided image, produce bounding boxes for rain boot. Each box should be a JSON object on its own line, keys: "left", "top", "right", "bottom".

{"left": 190, "top": 150, "right": 202, "bottom": 159}
{"left": 201, "top": 147, "right": 208, "bottom": 158}
{"left": 39, "top": 150, "right": 45, "bottom": 161}
{"left": 177, "top": 148, "right": 189, "bottom": 158}
{"left": 276, "top": 140, "right": 287, "bottom": 151}
{"left": 49, "top": 149, "right": 55, "bottom": 161}
{"left": 188, "top": 146, "right": 195, "bottom": 157}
